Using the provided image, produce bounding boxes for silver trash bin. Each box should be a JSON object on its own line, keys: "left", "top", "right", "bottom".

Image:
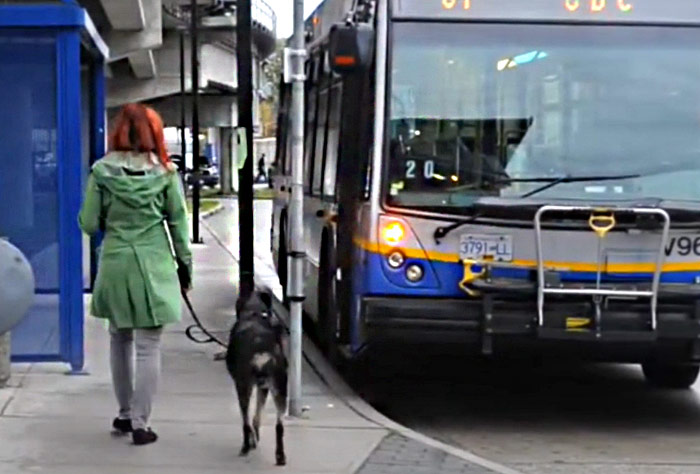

{"left": 0, "top": 239, "right": 35, "bottom": 387}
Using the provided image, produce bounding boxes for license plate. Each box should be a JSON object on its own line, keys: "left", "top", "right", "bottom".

{"left": 459, "top": 234, "right": 513, "bottom": 262}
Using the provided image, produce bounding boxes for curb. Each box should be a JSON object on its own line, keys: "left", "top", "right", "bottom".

{"left": 200, "top": 201, "right": 224, "bottom": 219}
{"left": 199, "top": 212, "right": 522, "bottom": 474}
{"left": 271, "top": 299, "right": 523, "bottom": 474}
{"left": 188, "top": 201, "right": 224, "bottom": 221}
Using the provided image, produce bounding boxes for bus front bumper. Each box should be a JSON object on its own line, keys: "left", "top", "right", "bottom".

{"left": 361, "top": 296, "right": 700, "bottom": 360}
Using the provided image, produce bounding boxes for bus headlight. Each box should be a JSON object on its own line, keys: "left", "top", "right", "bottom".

{"left": 387, "top": 251, "right": 405, "bottom": 269}
{"left": 406, "top": 264, "right": 424, "bottom": 283}
{"left": 381, "top": 221, "right": 405, "bottom": 246}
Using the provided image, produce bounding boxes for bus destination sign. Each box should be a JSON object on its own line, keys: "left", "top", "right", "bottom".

{"left": 393, "top": 0, "right": 700, "bottom": 24}
{"left": 440, "top": 0, "right": 633, "bottom": 13}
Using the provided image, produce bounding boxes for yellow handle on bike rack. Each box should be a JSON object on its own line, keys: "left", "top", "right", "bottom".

{"left": 459, "top": 259, "right": 486, "bottom": 297}
{"left": 589, "top": 212, "right": 616, "bottom": 238}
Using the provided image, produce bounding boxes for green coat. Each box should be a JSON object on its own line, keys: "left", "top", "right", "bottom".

{"left": 79, "top": 151, "right": 192, "bottom": 329}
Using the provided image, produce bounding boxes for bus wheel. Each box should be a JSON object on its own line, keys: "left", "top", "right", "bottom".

{"left": 318, "top": 241, "right": 340, "bottom": 364}
{"left": 642, "top": 362, "right": 700, "bottom": 389}
{"left": 278, "top": 224, "right": 288, "bottom": 305}
{"left": 342, "top": 350, "right": 375, "bottom": 387}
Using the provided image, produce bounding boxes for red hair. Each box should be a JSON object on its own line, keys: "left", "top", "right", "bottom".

{"left": 109, "top": 104, "right": 170, "bottom": 168}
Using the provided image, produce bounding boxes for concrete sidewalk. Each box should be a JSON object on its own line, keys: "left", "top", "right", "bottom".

{"left": 0, "top": 215, "right": 386, "bottom": 473}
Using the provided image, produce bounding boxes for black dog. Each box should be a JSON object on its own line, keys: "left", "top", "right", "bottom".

{"left": 226, "top": 289, "right": 288, "bottom": 466}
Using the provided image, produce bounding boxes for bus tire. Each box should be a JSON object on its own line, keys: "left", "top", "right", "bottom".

{"left": 642, "top": 362, "right": 700, "bottom": 389}
{"left": 278, "top": 218, "right": 289, "bottom": 305}
{"left": 318, "top": 236, "right": 340, "bottom": 364}
{"left": 343, "top": 351, "right": 374, "bottom": 386}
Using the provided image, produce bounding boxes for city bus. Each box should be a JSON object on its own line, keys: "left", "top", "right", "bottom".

{"left": 272, "top": 0, "right": 700, "bottom": 387}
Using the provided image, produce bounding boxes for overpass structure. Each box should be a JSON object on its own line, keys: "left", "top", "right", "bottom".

{"left": 81, "top": 0, "right": 278, "bottom": 191}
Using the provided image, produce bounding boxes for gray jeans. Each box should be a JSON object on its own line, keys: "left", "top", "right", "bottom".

{"left": 109, "top": 323, "right": 164, "bottom": 431}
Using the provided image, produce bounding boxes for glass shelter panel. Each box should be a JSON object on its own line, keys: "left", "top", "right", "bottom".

{"left": 0, "top": 32, "right": 60, "bottom": 357}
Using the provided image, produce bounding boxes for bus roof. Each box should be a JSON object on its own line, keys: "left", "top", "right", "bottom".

{"left": 305, "top": 0, "right": 354, "bottom": 46}
{"left": 392, "top": 0, "right": 700, "bottom": 25}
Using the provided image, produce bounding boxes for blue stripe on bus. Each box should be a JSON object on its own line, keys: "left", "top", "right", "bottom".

{"left": 358, "top": 252, "right": 700, "bottom": 297}
{"left": 347, "top": 249, "right": 700, "bottom": 352}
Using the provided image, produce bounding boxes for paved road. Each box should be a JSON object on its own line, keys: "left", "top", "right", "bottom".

{"left": 223, "top": 199, "right": 700, "bottom": 474}
{"left": 357, "top": 434, "right": 496, "bottom": 474}
{"left": 354, "top": 355, "right": 700, "bottom": 474}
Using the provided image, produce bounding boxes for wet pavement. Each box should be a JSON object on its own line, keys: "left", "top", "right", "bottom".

{"left": 353, "top": 355, "right": 700, "bottom": 474}
{"left": 200, "top": 197, "right": 282, "bottom": 297}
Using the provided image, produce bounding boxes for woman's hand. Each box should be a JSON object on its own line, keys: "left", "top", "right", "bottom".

{"left": 175, "top": 257, "right": 192, "bottom": 294}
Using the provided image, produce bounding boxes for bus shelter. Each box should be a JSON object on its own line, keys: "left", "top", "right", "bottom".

{"left": 0, "top": 3, "right": 107, "bottom": 372}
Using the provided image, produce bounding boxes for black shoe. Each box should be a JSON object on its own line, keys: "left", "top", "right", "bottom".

{"left": 112, "top": 418, "right": 133, "bottom": 434}
{"left": 132, "top": 428, "right": 158, "bottom": 446}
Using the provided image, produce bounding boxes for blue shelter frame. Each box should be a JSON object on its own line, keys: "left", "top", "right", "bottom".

{"left": 0, "top": 3, "right": 107, "bottom": 371}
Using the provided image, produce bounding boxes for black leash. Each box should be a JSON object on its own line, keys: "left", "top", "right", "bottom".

{"left": 182, "top": 291, "right": 229, "bottom": 349}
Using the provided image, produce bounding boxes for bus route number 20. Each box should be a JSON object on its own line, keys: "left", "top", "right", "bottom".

{"left": 405, "top": 160, "right": 435, "bottom": 180}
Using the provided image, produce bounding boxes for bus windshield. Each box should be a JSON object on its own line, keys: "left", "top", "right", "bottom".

{"left": 387, "top": 22, "right": 700, "bottom": 211}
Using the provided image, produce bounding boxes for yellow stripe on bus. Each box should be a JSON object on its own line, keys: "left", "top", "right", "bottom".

{"left": 353, "top": 237, "right": 700, "bottom": 273}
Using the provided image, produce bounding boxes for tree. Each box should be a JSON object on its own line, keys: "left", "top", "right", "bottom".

{"left": 260, "top": 40, "right": 284, "bottom": 137}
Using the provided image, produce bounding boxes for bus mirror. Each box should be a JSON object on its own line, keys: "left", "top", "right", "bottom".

{"left": 329, "top": 23, "right": 374, "bottom": 75}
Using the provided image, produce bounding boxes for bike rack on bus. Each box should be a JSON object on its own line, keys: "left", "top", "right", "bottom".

{"left": 534, "top": 205, "right": 671, "bottom": 333}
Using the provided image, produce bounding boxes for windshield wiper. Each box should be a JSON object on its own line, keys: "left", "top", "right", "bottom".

{"left": 434, "top": 212, "right": 483, "bottom": 244}
{"left": 433, "top": 174, "right": 640, "bottom": 243}
{"left": 513, "top": 174, "right": 641, "bottom": 199}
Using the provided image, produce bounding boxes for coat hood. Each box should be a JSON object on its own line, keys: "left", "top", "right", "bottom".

{"left": 91, "top": 152, "right": 176, "bottom": 208}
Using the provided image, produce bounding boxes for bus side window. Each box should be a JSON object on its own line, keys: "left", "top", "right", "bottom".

{"left": 277, "top": 81, "right": 291, "bottom": 175}
{"left": 313, "top": 49, "right": 332, "bottom": 196}
{"left": 313, "top": 87, "right": 329, "bottom": 196}
{"left": 323, "top": 82, "right": 343, "bottom": 198}
{"left": 284, "top": 118, "right": 292, "bottom": 175}
{"left": 304, "top": 55, "right": 320, "bottom": 193}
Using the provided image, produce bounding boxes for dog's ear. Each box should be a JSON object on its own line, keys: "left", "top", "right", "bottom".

{"left": 258, "top": 287, "right": 273, "bottom": 310}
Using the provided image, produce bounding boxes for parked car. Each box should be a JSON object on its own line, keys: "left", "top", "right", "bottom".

{"left": 199, "top": 164, "right": 220, "bottom": 187}
{"left": 184, "top": 157, "right": 219, "bottom": 188}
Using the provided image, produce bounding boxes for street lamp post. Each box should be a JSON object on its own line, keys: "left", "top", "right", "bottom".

{"left": 237, "top": 0, "right": 255, "bottom": 298}
{"left": 287, "top": 0, "right": 306, "bottom": 417}
{"left": 179, "top": 30, "right": 187, "bottom": 174}
{"left": 190, "top": 0, "right": 202, "bottom": 243}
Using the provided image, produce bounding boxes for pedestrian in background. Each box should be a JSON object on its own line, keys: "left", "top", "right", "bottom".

{"left": 79, "top": 104, "right": 192, "bottom": 446}
{"left": 256, "top": 153, "right": 267, "bottom": 183}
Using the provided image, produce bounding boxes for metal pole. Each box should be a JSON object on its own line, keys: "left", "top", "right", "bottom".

{"left": 237, "top": 0, "right": 255, "bottom": 297}
{"left": 89, "top": 57, "right": 106, "bottom": 289}
{"left": 288, "top": 0, "right": 306, "bottom": 417}
{"left": 179, "top": 31, "right": 187, "bottom": 174}
{"left": 190, "top": 0, "right": 202, "bottom": 243}
{"left": 0, "top": 333, "right": 9, "bottom": 388}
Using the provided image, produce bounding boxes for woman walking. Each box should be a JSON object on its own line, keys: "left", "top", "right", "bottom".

{"left": 79, "top": 104, "right": 192, "bottom": 446}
